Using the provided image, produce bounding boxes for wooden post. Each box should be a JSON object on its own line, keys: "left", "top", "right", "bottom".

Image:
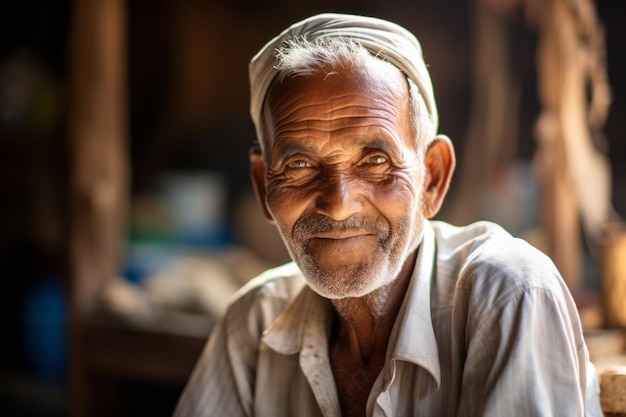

{"left": 534, "top": 0, "right": 613, "bottom": 293}
{"left": 534, "top": 0, "right": 582, "bottom": 291}
{"left": 446, "top": 2, "right": 521, "bottom": 226}
{"left": 603, "top": 225, "right": 626, "bottom": 328}
{"left": 67, "top": 0, "right": 129, "bottom": 415}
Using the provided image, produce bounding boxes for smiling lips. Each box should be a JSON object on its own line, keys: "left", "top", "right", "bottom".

{"left": 306, "top": 231, "right": 378, "bottom": 256}
{"left": 310, "top": 230, "right": 374, "bottom": 240}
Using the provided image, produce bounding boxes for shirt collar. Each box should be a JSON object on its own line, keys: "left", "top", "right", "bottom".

{"left": 262, "top": 280, "right": 333, "bottom": 355}
{"left": 386, "top": 220, "right": 441, "bottom": 389}
{"left": 261, "top": 221, "right": 441, "bottom": 388}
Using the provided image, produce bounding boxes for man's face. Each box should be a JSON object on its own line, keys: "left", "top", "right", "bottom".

{"left": 259, "top": 58, "right": 427, "bottom": 299}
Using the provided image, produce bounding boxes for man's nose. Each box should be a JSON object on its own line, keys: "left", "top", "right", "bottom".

{"left": 314, "top": 174, "right": 364, "bottom": 221}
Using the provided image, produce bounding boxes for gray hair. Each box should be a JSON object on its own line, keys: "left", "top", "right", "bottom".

{"left": 259, "top": 36, "right": 436, "bottom": 157}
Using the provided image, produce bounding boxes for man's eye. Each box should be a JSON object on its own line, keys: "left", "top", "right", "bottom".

{"left": 367, "top": 154, "right": 388, "bottom": 165}
{"left": 287, "top": 159, "right": 309, "bottom": 169}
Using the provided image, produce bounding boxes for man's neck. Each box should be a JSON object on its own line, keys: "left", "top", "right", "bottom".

{"left": 329, "top": 250, "right": 417, "bottom": 417}
{"left": 331, "top": 287, "right": 398, "bottom": 361}
{"left": 330, "top": 249, "right": 416, "bottom": 361}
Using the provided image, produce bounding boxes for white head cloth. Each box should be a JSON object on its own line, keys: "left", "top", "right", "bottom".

{"left": 249, "top": 13, "right": 438, "bottom": 144}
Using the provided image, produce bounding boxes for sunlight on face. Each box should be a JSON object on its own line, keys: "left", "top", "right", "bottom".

{"left": 262, "top": 57, "right": 426, "bottom": 298}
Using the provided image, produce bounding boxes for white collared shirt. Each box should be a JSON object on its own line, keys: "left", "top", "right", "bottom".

{"left": 174, "top": 220, "right": 602, "bottom": 417}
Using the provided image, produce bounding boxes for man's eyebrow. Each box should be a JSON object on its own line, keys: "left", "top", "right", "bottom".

{"left": 272, "top": 141, "right": 315, "bottom": 162}
{"left": 356, "top": 137, "right": 397, "bottom": 155}
{"left": 270, "top": 136, "right": 399, "bottom": 163}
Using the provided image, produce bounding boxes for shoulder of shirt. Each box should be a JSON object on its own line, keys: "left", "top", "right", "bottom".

{"left": 429, "top": 220, "right": 565, "bottom": 303}
{"left": 219, "top": 261, "right": 306, "bottom": 334}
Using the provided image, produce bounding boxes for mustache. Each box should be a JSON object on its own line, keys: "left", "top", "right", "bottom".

{"left": 292, "top": 213, "right": 390, "bottom": 239}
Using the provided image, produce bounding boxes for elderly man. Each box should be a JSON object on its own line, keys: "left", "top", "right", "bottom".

{"left": 174, "top": 13, "right": 602, "bottom": 417}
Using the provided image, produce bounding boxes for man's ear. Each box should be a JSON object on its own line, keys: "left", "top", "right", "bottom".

{"left": 423, "top": 135, "right": 456, "bottom": 219}
{"left": 249, "top": 148, "right": 274, "bottom": 223}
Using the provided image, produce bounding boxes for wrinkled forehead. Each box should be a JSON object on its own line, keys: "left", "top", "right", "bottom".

{"left": 264, "top": 52, "right": 408, "bottom": 110}
{"left": 260, "top": 59, "right": 415, "bottom": 162}
{"left": 265, "top": 55, "right": 408, "bottom": 111}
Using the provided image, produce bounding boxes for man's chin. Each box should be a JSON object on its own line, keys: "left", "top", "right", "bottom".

{"left": 298, "top": 262, "right": 392, "bottom": 300}
{"left": 305, "top": 281, "right": 379, "bottom": 300}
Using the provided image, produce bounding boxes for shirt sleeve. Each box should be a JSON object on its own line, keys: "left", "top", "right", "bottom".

{"left": 172, "top": 320, "right": 251, "bottom": 417}
{"left": 455, "top": 261, "right": 601, "bottom": 416}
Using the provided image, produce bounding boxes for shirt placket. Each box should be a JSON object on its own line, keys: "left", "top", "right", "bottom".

{"left": 299, "top": 306, "right": 342, "bottom": 417}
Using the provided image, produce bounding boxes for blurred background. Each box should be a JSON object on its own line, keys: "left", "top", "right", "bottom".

{"left": 0, "top": 0, "right": 624, "bottom": 416}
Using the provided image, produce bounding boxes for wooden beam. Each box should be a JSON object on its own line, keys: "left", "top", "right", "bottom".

{"left": 534, "top": 0, "right": 613, "bottom": 293}
{"left": 67, "top": 0, "right": 129, "bottom": 415}
{"left": 603, "top": 225, "right": 626, "bottom": 328}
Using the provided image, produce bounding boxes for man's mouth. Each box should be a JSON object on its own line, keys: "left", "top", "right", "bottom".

{"left": 306, "top": 232, "right": 377, "bottom": 255}
{"left": 310, "top": 230, "right": 373, "bottom": 240}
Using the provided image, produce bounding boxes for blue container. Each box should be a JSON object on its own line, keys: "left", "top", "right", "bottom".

{"left": 21, "top": 278, "right": 67, "bottom": 381}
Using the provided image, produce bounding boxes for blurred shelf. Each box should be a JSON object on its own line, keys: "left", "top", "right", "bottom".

{"left": 74, "top": 308, "right": 213, "bottom": 417}
{"left": 83, "top": 308, "right": 213, "bottom": 384}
